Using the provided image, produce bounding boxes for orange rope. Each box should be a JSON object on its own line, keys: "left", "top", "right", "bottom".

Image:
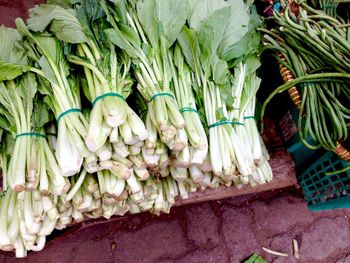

{"left": 277, "top": 54, "right": 302, "bottom": 109}
{"left": 335, "top": 142, "right": 350, "bottom": 163}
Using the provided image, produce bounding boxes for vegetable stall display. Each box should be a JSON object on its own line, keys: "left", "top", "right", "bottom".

{"left": 0, "top": 0, "right": 273, "bottom": 257}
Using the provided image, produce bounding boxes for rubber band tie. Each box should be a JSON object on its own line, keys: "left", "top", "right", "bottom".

{"left": 150, "top": 92, "right": 175, "bottom": 101}
{"left": 244, "top": 116, "right": 255, "bottom": 120}
{"left": 208, "top": 120, "right": 244, "bottom": 129}
{"left": 180, "top": 107, "right": 198, "bottom": 114}
{"left": 92, "top": 92, "right": 125, "bottom": 107}
{"left": 57, "top": 108, "right": 82, "bottom": 124}
{"left": 15, "top": 132, "right": 47, "bottom": 140}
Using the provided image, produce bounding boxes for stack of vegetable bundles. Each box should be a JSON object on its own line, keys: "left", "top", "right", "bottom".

{"left": 0, "top": 0, "right": 272, "bottom": 257}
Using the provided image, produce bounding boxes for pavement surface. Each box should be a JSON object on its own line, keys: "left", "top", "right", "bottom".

{"left": 1, "top": 187, "right": 350, "bottom": 263}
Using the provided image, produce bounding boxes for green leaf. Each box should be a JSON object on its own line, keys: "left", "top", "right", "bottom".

{"left": 27, "top": 4, "right": 88, "bottom": 43}
{"left": 243, "top": 253, "right": 267, "bottom": 263}
{"left": 67, "top": 73, "right": 81, "bottom": 107}
{"left": 16, "top": 19, "right": 62, "bottom": 71}
{"left": 74, "top": 0, "right": 107, "bottom": 46}
{"left": 0, "top": 25, "right": 29, "bottom": 81}
{"left": 36, "top": 75, "right": 52, "bottom": 96}
{"left": 155, "top": 0, "right": 189, "bottom": 46}
{"left": 245, "top": 56, "right": 261, "bottom": 76}
{"left": 0, "top": 115, "right": 12, "bottom": 133}
{"left": 43, "top": 95, "right": 60, "bottom": 116}
{"left": 173, "top": 43, "right": 184, "bottom": 71}
{"left": 217, "top": 0, "right": 250, "bottom": 59}
{"left": 136, "top": 0, "right": 158, "bottom": 49}
{"left": 109, "top": 0, "right": 128, "bottom": 24}
{"left": 105, "top": 28, "right": 140, "bottom": 58}
{"left": 18, "top": 73, "right": 37, "bottom": 116}
{"left": 218, "top": 80, "right": 234, "bottom": 110}
{"left": 38, "top": 56, "right": 58, "bottom": 85}
{"left": 141, "top": 43, "right": 153, "bottom": 61}
{"left": 35, "top": 34, "right": 70, "bottom": 77}
{"left": 198, "top": 6, "right": 231, "bottom": 77}
{"left": 211, "top": 55, "right": 229, "bottom": 85}
{"left": 0, "top": 62, "right": 30, "bottom": 81}
{"left": 0, "top": 102, "right": 16, "bottom": 134}
{"left": 16, "top": 18, "right": 34, "bottom": 38}
{"left": 4, "top": 132, "right": 16, "bottom": 155}
{"left": 177, "top": 26, "right": 201, "bottom": 76}
{"left": 75, "top": 0, "right": 105, "bottom": 22}
{"left": 136, "top": 0, "right": 189, "bottom": 48}
{"left": 0, "top": 83, "right": 14, "bottom": 115}
{"left": 0, "top": 26, "right": 23, "bottom": 63}
{"left": 98, "top": 51, "right": 112, "bottom": 77}
{"left": 17, "top": 73, "right": 37, "bottom": 102}
{"left": 47, "top": 0, "right": 72, "bottom": 9}
{"left": 80, "top": 75, "right": 92, "bottom": 102}
{"left": 31, "top": 100, "right": 50, "bottom": 129}
{"left": 188, "top": 0, "right": 228, "bottom": 31}
{"left": 159, "top": 36, "right": 173, "bottom": 86}
{"left": 0, "top": 74, "right": 38, "bottom": 134}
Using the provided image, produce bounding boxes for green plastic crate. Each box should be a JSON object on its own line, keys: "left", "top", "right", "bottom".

{"left": 299, "top": 151, "right": 350, "bottom": 211}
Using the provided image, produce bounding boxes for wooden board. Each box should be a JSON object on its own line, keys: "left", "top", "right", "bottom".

{"left": 175, "top": 117, "right": 297, "bottom": 205}
{"left": 175, "top": 146, "right": 296, "bottom": 206}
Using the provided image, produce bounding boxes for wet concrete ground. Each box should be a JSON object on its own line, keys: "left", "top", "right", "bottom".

{"left": 1, "top": 188, "right": 350, "bottom": 263}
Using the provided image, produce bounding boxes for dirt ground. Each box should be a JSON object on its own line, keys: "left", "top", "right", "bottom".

{"left": 1, "top": 188, "right": 350, "bottom": 263}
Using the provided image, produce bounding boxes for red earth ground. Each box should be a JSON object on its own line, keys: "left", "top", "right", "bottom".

{"left": 1, "top": 188, "right": 350, "bottom": 263}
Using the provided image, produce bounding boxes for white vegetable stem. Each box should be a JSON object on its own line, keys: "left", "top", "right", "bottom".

{"left": 0, "top": 190, "right": 14, "bottom": 251}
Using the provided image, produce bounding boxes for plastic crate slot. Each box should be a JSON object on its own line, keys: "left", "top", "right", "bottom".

{"left": 299, "top": 151, "right": 350, "bottom": 211}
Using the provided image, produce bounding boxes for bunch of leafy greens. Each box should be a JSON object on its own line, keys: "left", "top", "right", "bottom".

{"left": 15, "top": 17, "right": 93, "bottom": 177}
{"left": 0, "top": 25, "right": 68, "bottom": 195}
{"left": 102, "top": 0, "right": 189, "bottom": 152}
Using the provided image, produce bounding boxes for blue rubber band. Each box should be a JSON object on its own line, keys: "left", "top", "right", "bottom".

{"left": 273, "top": 2, "right": 281, "bottom": 12}
{"left": 92, "top": 92, "right": 125, "bottom": 106}
{"left": 57, "top": 108, "right": 82, "bottom": 124}
{"left": 244, "top": 116, "right": 255, "bottom": 120}
{"left": 180, "top": 107, "right": 198, "bottom": 114}
{"left": 15, "top": 132, "right": 47, "bottom": 140}
{"left": 231, "top": 121, "right": 245, "bottom": 126}
{"left": 208, "top": 120, "right": 244, "bottom": 129}
{"left": 150, "top": 92, "right": 175, "bottom": 101}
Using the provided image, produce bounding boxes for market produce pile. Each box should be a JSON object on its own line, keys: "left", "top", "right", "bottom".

{"left": 260, "top": 0, "right": 350, "bottom": 161}
{"left": 0, "top": 0, "right": 272, "bottom": 257}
